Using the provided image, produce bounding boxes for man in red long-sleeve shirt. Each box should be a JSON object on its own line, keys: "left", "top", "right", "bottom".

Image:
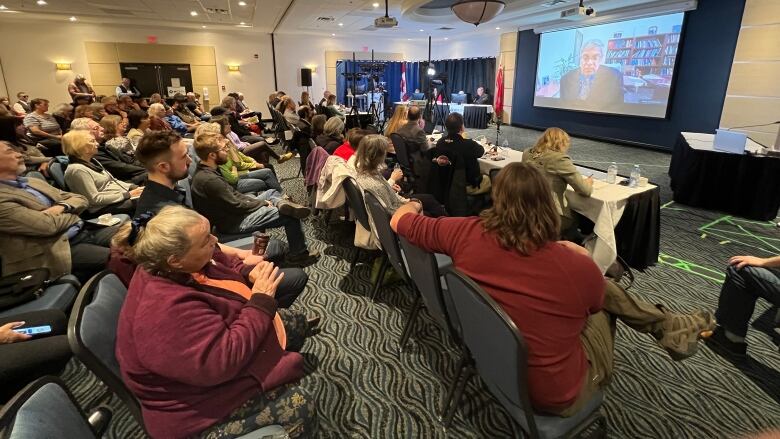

{"left": 391, "top": 162, "right": 715, "bottom": 416}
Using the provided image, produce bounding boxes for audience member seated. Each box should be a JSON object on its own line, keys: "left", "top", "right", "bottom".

{"left": 67, "top": 74, "right": 96, "bottom": 104}
{"left": 707, "top": 254, "right": 780, "bottom": 359}
{"left": 299, "top": 91, "right": 316, "bottom": 113}
{"left": 115, "top": 77, "right": 141, "bottom": 98}
{"left": 113, "top": 205, "right": 318, "bottom": 439}
{"left": 51, "top": 103, "right": 73, "bottom": 133}
{"left": 317, "top": 117, "right": 344, "bottom": 154}
{"left": 317, "top": 91, "right": 331, "bottom": 111}
{"left": 211, "top": 115, "right": 292, "bottom": 166}
{"left": 0, "top": 119, "right": 49, "bottom": 180}
{"left": 522, "top": 127, "right": 592, "bottom": 240}
{"left": 395, "top": 105, "right": 428, "bottom": 176}
{"left": 0, "top": 140, "right": 121, "bottom": 281}
{"left": 311, "top": 114, "right": 326, "bottom": 139}
{"left": 90, "top": 102, "right": 106, "bottom": 121}
{"left": 390, "top": 162, "right": 715, "bottom": 417}
{"left": 219, "top": 95, "right": 263, "bottom": 143}
{"left": 148, "top": 103, "right": 173, "bottom": 132}
{"left": 323, "top": 94, "right": 345, "bottom": 119}
{"left": 62, "top": 130, "right": 141, "bottom": 217}
{"left": 0, "top": 310, "right": 72, "bottom": 403}
{"left": 23, "top": 98, "right": 63, "bottom": 156}
{"left": 186, "top": 92, "right": 210, "bottom": 121}
{"left": 13, "top": 92, "right": 31, "bottom": 116}
{"left": 100, "top": 115, "right": 134, "bottom": 155}
{"left": 0, "top": 97, "right": 13, "bottom": 115}
{"left": 354, "top": 135, "right": 445, "bottom": 217}
{"left": 281, "top": 97, "right": 300, "bottom": 126}
{"left": 164, "top": 106, "right": 197, "bottom": 137}
{"left": 129, "top": 131, "right": 297, "bottom": 271}
{"left": 333, "top": 128, "right": 366, "bottom": 162}
{"left": 73, "top": 104, "right": 94, "bottom": 120}
{"left": 431, "top": 112, "right": 488, "bottom": 194}
{"left": 195, "top": 123, "right": 282, "bottom": 194}
{"left": 72, "top": 117, "right": 147, "bottom": 185}
{"left": 118, "top": 95, "right": 140, "bottom": 114}
{"left": 383, "top": 105, "right": 408, "bottom": 137}
{"left": 126, "top": 109, "right": 149, "bottom": 148}
{"left": 191, "top": 133, "right": 319, "bottom": 266}
{"left": 172, "top": 94, "right": 202, "bottom": 127}
{"left": 102, "top": 96, "right": 127, "bottom": 119}
{"left": 474, "top": 85, "right": 492, "bottom": 105}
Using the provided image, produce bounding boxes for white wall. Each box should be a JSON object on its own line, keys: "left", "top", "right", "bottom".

{"left": 271, "top": 32, "right": 500, "bottom": 100}
{"left": 0, "top": 20, "right": 276, "bottom": 109}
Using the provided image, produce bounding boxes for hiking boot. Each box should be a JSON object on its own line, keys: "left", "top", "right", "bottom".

{"left": 653, "top": 305, "right": 716, "bottom": 361}
{"left": 277, "top": 152, "right": 294, "bottom": 164}
{"left": 706, "top": 326, "right": 748, "bottom": 360}
{"left": 285, "top": 249, "right": 320, "bottom": 267}
{"left": 277, "top": 200, "right": 311, "bottom": 219}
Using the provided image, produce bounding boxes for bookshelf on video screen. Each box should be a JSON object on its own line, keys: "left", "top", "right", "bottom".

{"left": 534, "top": 13, "right": 684, "bottom": 118}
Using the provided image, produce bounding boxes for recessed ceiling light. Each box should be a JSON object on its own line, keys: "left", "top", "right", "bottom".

{"left": 201, "top": 25, "right": 207, "bottom": 28}
{"left": 238, "top": 0, "right": 247, "bottom": 5}
{"left": 372, "top": 2, "right": 379, "bottom": 7}
{"left": 495, "top": 27, "right": 500, "bottom": 30}
{"left": 338, "top": 22, "right": 343, "bottom": 26}
{"left": 331, "top": 33, "right": 336, "bottom": 36}
{"left": 407, "top": 38, "right": 411, "bottom": 40}
{"left": 419, "top": 29, "right": 424, "bottom": 32}
{"left": 190, "top": 10, "right": 198, "bottom": 16}
{"left": 0, "top": 4, "right": 8, "bottom": 10}
{"left": 444, "top": 37, "right": 448, "bottom": 40}
{"left": 68, "top": 16, "right": 77, "bottom": 21}
{"left": 240, "top": 21, "right": 245, "bottom": 25}
{"left": 36, "top": 0, "right": 47, "bottom": 5}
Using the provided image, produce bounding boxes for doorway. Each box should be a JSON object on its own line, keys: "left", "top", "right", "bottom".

{"left": 119, "top": 63, "right": 194, "bottom": 98}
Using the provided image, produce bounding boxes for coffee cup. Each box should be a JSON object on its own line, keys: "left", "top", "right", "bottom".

{"left": 98, "top": 213, "right": 113, "bottom": 225}
{"left": 639, "top": 177, "right": 648, "bottom": 187}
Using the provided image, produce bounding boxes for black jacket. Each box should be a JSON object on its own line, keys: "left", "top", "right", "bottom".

{"left": 95, "top": 145, "right": 147, "bottom": 185}
{"left": 432, "top": 134, "right": 485, "bottom": 187}
{"left": 133, "top": 180, "right": 189, "bottom": 218}
{"left": 191, "top": 164, "right": 264, "bottom": 232}
{"left": 315, "top": 134, "right": 342, "bottom": 154}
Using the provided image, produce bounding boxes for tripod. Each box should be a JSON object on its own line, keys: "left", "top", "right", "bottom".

{"left": 424, "top": 81, "right": 450, "bottom": 132}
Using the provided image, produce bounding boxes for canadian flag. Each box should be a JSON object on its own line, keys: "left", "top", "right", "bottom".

{"left": 495, "top": 64, "right": 504, "bottom": 120}
{"left": 400, "top": 63, "right": 408, "bottom": 101}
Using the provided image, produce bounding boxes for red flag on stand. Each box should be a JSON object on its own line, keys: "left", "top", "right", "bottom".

{"left": 495, "top": 64, "right": 505, "bottom": 121}
{"left": 400, "top": 63, "right": 408, "bottom": 101}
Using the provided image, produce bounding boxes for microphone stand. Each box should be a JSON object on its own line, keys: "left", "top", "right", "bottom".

{"left": 494, "top": 119, "right": 502, "bottom": 151}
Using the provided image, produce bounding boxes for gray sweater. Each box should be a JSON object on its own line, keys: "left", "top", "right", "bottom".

{"left": 355, "top": 171, "right": 408, "bottom": 214}
{"left": 64, "top": 162, "right": 132, "bottom": 212}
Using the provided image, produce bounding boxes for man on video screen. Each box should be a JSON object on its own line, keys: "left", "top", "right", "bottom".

{"left": 560, "top": 39, "right": 623, "bottom": 109}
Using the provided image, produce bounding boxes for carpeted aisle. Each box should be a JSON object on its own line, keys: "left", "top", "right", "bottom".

{"left": 61, "top": 128, "right": 780, "bottom": 438}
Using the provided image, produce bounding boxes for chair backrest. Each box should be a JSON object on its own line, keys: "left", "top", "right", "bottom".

{"left": 388, "top": 133, "right": 413, "bottom": 172}
{"left": 398, "top": 237, "right": 460, "bottom": 341}
{"left": 342, "top": 177, "right": 371, "bottom": 230}
{"left": 427, "top": 149, "right": 468, "bottom": 216}
{"left": 363, "top": 191, "right": 409, "bottom": 282}
{"left": 68, "top": 271, "right": 146, "bottom": 431}
{"left": 443, "top": 269, "right": 539, "bottom": 437}
{"left": 0, "top": 377, "right": 98, "bottom": 439}
{"left": 48, "top": 160, "right": 68, "bottom": 190}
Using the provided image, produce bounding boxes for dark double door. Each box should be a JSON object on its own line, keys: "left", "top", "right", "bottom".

{"left": 119, "top": 63, "right": 193, "bottom": 98}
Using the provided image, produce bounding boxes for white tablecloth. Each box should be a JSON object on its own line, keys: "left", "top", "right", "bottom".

{"left": 477, "top": 149, "right": 657, "bottom": 273}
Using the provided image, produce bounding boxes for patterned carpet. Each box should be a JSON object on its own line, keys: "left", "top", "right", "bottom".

{"left": 60, "top": 127, "right": 780, "bottom": 438}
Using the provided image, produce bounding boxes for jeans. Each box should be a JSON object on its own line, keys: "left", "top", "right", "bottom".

{"left": 242, "top": 141, "right": 281, "bottom": 161}
{"left": 716, "top": 265, "right": 780, "bottom": 338}
{"left": 275, "top": 268, "right": 308, "bottom": 308}
{"left": 235, "top": 190, "right": 308, "bottom": 255}
{"left": 235, "top": 169, "right": 282, "bottom": 194}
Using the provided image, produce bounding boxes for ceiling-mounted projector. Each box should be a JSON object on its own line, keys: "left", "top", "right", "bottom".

{"left": 374, "top": 16, "right": 398, "bottom": 28}
{"left": 561, "top": 1, "right": 595, "bottom": 20}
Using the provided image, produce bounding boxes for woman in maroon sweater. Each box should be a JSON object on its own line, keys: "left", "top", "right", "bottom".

{"left": 113, "top": 205, "right": 317, "bottom": 438}
{"left": 391, "top": 162, "right": 715, "bottom": 416}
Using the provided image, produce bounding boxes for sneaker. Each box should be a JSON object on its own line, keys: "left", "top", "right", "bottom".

{"left": 285, "top": 249, "right": 320, "bottom": 266}
{"left": 277, "top": 152, "right": 294, "bottom": 164}
{"left": 277, "top": 200, "right": 311, "bottom": 219}
{"left": 654, "top": 305, "right": 716, "bottom": 361}
{"left": 706, "top": 326, "right": 748, "bottom": 359}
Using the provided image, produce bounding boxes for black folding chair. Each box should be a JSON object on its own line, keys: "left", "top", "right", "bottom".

{"left": 388, "top": 133, "right": 416, "bottom": 190}
{"left": 0, "top": 376, "right": 112, "bottom": 438}
{"left": 363, "top": 191, "right": 411, "bottom": 300}
{"left": 342, "top": 178, "right": 374, "bottom": 274}
{"left": 443, "top": 269, "right": 607, "bottom": 438}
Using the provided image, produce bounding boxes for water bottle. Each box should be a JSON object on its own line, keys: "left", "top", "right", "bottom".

{"left": 607, "top": 162, "right": 618, "bottom": 184}
{"left": 629, "top": 164, "right": 641, "bottom": 188}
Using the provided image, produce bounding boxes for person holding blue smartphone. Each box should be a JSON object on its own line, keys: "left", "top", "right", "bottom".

{"left": 0, "top": 310, "right": 71, "bottom": 402}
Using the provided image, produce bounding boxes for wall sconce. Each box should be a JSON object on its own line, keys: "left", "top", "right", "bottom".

{"left": 308, "top": 66, "right": 317, "bottom": 74}
{"left": 55, "top": 63, "right": 72, "bottom": 71}
{"left": 227, "top": 65, "right": 240, "bottom": 72}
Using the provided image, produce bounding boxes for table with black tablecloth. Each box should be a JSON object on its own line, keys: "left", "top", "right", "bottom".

{"left": 669, "top": 132, "right": 780, "bottom": 221}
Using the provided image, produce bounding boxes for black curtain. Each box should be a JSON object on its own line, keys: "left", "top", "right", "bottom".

{"left": 427, "top": 57, "right": 496, "bottom": 100}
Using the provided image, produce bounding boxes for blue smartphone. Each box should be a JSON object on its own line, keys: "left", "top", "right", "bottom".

{"left": 13, "top": 325, "right": 52, "bottom": 336}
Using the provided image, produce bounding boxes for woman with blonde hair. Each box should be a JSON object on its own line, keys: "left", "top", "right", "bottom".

{"left": 522, "top": 127, "right": 592, "bottom": 238}
{"left": 197, "top": 120, "right": 282, "bottom": 194}
{"left": 62, "top": 130, "right": 142, "bottom": 216}
{"left": 383, "top": 105, "right": 408, "bottom": 137}
{"left": 100, "top": 114, "right": 134, "bottom": 155}
{"left": 112, "top": 205, "right": 318, "bottom": 439}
